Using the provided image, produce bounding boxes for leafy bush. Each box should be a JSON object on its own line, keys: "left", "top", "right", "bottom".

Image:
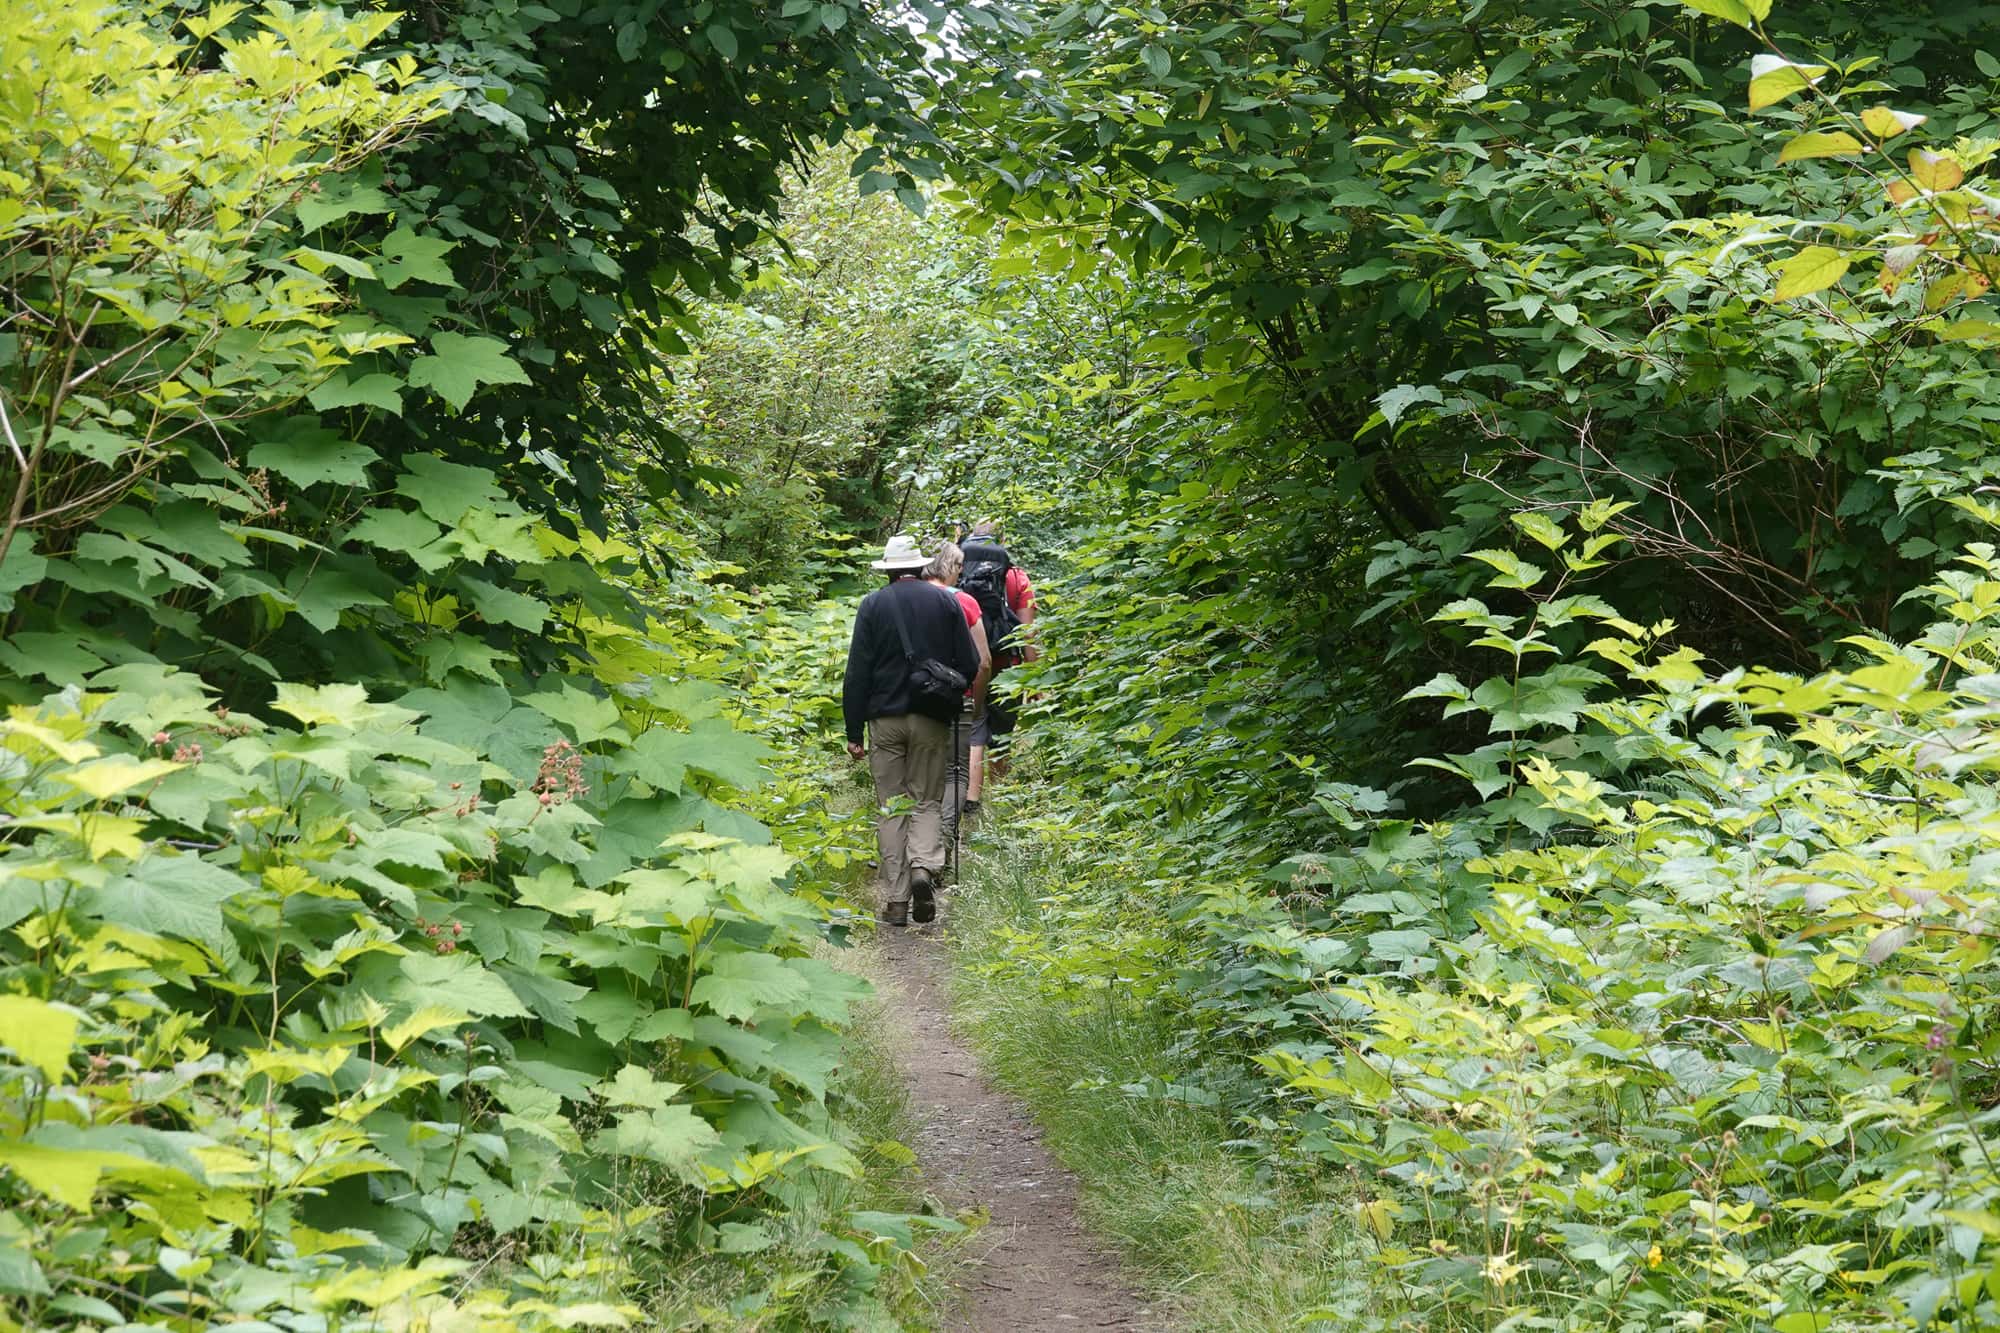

{"left": 0, "top": 666, "right": 956, "bottom": 1327}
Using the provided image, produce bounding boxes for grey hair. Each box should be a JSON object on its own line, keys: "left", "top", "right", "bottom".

{"left": 924, "top": 541, "right": 964, "bottom": 582}
{"left": 971, "top": 519, "right": 1001, "bottom": 538}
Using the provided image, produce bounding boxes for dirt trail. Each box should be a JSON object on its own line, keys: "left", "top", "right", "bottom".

{"left": 865, "top": 928, "right": 1158, "bottom": 1332}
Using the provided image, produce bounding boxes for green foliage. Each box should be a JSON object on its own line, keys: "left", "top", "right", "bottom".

{"left": 0, "top": 672, "right": 954, "bottom": 1327}
{"left": 939, "top": 0, "right": 2000, "bottom": 670}
{"left": 0, "top": 0, "right": 967, "bottom": 1322}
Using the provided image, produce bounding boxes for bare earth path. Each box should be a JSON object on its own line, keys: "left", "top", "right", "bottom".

{"left": 864, "top": 929, "right": 1158, "bottom": 1332}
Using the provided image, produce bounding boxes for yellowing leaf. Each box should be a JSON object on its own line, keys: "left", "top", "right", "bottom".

{"left": 1777, "top": 131, "right": 1863, "bottom": 162}
{"left": 1772, "top": 246, "right": 1851, "bottom": 301}
{"left": 1748, "top": 55, "right": 1825, "bottom": 112}
{"left": 271, "top": 681, "right": 370, "bottom": 728}
{"left": 1677, "top": 0, "right": 1754, "bottom": 25}
{"left": 0, "top": 1145, "right": 150, "bottom": 1210}
{"left": 383, "top": 1005, "right": 472, "bottom": 1051}
{"left": 0, "top": 995, "right": 78, "bottom": 1082}
{"left": 1909, "top": 148, "right": 1966, "bottom": 192}
{"left": 55, "top": 756, "right": 181, "bottom": 801}
{"left": 1, "top": 715, "right": 99, "bottom": 763}
{"left": 1860, "top": 105, "right": 1926, "bottom": 139}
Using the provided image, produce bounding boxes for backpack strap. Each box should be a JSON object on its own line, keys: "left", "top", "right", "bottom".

{"left": 881, "top": 581, "right": 960, "bottom": 663}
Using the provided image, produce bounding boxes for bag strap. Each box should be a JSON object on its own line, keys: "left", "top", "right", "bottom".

{"left": 881, "top": 581, "right": 921, "bottom": 663}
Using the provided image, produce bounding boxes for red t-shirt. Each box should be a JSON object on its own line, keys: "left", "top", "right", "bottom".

{"left": 1005, "top": 567, "right": 1033, "bottom": 615}
{"left": 946, "top": 586, "right": 981, "bottom": 697}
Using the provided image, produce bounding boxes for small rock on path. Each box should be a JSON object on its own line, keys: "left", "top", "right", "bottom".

{"left": 864, "top": 928, "right": 1159, "bottom": 1332}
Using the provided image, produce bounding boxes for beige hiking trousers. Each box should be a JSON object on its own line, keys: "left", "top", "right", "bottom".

{"left": 867, "top": 712, "right": 950, "bottom": 906}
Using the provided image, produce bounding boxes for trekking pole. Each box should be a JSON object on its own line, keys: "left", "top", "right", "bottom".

{"left": 949, "top": 708, "right": 961, "bottom": 886}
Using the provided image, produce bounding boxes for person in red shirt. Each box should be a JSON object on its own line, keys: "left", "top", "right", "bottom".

{"left": 959, "top": 521, "right": 1036, "bottom": 815}
{"left": 924, "top": 542, "right": 990, "bottom": 850}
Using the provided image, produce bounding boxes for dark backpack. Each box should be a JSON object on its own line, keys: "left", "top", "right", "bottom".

{"left": 959, "top": 538, "right": 1023, "bottom": 663}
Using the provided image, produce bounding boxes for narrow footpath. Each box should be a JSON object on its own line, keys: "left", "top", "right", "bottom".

{"left": 866, "top": 929, "right": 1156, "bottom": 1331}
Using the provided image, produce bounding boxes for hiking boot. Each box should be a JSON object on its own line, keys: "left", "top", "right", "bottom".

{"left": 910, "top": 868, "right": 936, "bottom": 924}
{"left": 878, "top": 900, "right": 908, "bottom": 927}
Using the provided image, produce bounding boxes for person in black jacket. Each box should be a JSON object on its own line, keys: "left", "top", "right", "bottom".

{"left": 843, "top": 535, "right": 984, "bottom": 926}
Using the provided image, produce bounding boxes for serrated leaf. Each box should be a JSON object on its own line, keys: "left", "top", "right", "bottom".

{"left": 407, "top": 333, "right": 531, "bottom": 411}
{"left": 296, "top": 179, "right": 392, "bottom": 233}
{"left": 596, "top": 1105, "right": 719, "bottom": 1167}
{"left": 248, "top": 430, "right": 378, "bottom": 486}
{"left": 395, "top": 455, "right": 507, "bottom": 523}
{"left": 271, "top": 682, "right": 372, "bottom": 727}
{"left": 400, "top": 954, "right": 532, "bottom": 1018}
{"left": 93, "top": 854, "right": 244, "bottom": 956}
{"left": 0, "top": 996, "right": 77, "bottom": 1082}
{"left": 597, "top": 1064, "right": 684, "bottom": 1110}
{"left": 344, "top": 509, "right": 450, "bottom": 570}
{"left": 690, "top": 952, "right": 809, "bottom": 1021}
{"left": 377, "top": 228, "right": 458, "bottom": 290}
{"left": 1778, "top": 131, "right": 1863, "bottom": 162}
{"left": 307, "top": 372, "right": 405, "bottom": 416}
{"left": 1772, "top": 246, "right": 1851, "bottom": 301}
{"left": 56, "top": 756, "right": 182, "bottom": 801}
{"left": 384, "top": 1006, "right": 472, "bottom": 1051}
{"left": 524, "top": 682, "right": 625, "bottom": 742}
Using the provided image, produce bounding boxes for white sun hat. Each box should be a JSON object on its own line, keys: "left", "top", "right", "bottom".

{"left": 871, "top": 534, "right": 929, "bottom": 571}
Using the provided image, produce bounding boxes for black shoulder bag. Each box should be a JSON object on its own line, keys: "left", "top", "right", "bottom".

{"left": 884, "top": 584, "right": 969, "bottom": 723}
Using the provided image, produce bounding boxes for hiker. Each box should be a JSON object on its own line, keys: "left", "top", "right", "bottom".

{"left": 957, "top": 520, "right": 1037, "bottom": 822}
{"left": 924, "top": 541, "right": 992, "bottom": 847}
{"left": 843, "top": 535, "right": 983, "bottom": 926}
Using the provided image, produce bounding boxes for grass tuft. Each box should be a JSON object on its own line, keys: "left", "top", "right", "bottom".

{"left": 942, "top": 817, "right": 1362, "bottom": 1330}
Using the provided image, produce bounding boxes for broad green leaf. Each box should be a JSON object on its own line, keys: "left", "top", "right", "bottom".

{"left": 1772, "top": 246, "right": 1851, "bottom": 301}
{"left": 407, "top": 333, "right": 531, "bottom": 411}
{"left": 400, "top": 954, "right": 533, "bottom": 1018}
{"left": 597, "top": 1064, "right": 684, "bottom": 1110}
{"left": 0, "top": 995, "right": 78, "bottom": 1082}
{"left": 271, "top": 682, "right": 373, "bottom": 727}
{"left": 690, "top": 952, "right": 809, "bottom": 1022}
{"left": 524, "top": 683, "right": 626, "bottom": 742}
{"left": 457, "top": 575, "right": 549, "bottom": 632}
{"left": 93, "top": 855, "right": 243, "bottom": 957}
{"left": 377, "top": 228, "right": 458, "bottom": 290}
{"left": 344, "top": 508, "right": 451, "bottom": 570}
{"left": 306, "top": 372, "right": 405, "bottom": 416}
{"left": 596, "top": 1105, "right": 720, "bottom": 1168}
{"left": 296, "top": 179, "right": 392, "bottom": 232}
{"left": 0, "top": 531, "right": 47, "bottom": 613}
{"left": 248, "top": 429, "right": 378, "bottom": 485}
{"left": 394, "top": 455, "right": 507, "bottom": 523}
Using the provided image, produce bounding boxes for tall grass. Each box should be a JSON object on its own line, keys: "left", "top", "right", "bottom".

{"left": 943, "top": 816, "right": 1363, "bottom": 1330}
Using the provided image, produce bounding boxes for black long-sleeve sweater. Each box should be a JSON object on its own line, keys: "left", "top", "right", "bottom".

{"left": 842, "top": 576, "right": 982, "bottom": 744}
